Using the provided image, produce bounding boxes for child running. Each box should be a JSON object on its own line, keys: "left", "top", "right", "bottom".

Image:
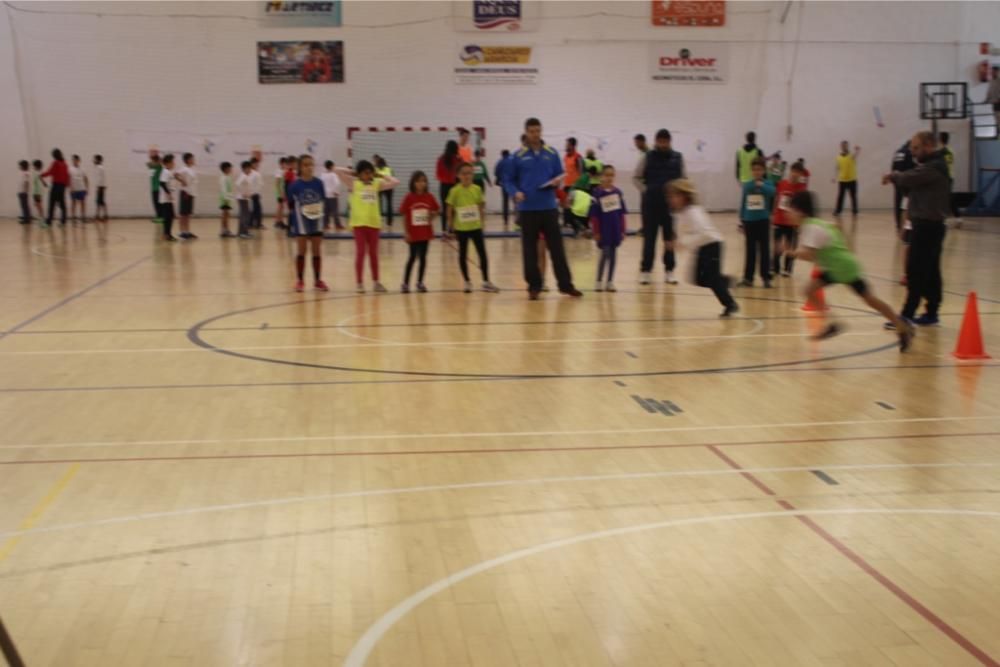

{"left": 399, "top": 170, "right": 440, "bottom": 293}
{"left": 738, "top": 158, "right": 775, "bottom": 288}
{"left": 772, "top": 161, "right": 808, "bottom": 277}
{"left": 218, "top": 162, "right": 235, "bottom": 238}
{"left": 667, "top": 179, "right": 739, "bottom": 317}
{"left": 335, "top": 160, "right": 400, "bottom": 293}
{"left": 286, "top": 155, "right": 329, "bottom": 292}
{"left": 589, "top": 165, "right": 627, "bottom": 292}
{"left": 446, "top": 163, "right": 499, "bottom": 293}
{"left": 788, "top": 190, "right": 914, "bottom": 350}
{"left": 31, "top": 160, "right": 46, "bottom": 222}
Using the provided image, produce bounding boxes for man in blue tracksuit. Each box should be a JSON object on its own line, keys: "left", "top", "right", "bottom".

{"left": 510, "top": 117, "right": 583, "bottom": 300}
{"left": 635, "top": 128, "right": 685, "bottom": 284}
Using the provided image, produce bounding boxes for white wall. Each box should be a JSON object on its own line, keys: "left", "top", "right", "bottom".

{"left": 2, "top": 0, "right": 999, "bottom": 215}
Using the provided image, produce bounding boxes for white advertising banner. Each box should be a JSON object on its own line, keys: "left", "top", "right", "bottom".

{"left": 454, "top": 44, "right": 539, "bottom": 85}
{"left": 126, "top": 131, "right": 337, "bottom": 174}
{"left": 452, "top": 1, "right": 539, "bottom": 32}
{"left": 649, "top": 43, "right": 728, "bottom": 84}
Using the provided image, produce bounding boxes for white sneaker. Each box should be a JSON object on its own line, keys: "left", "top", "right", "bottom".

{"left": 606, "top": 281, "right": 617, "bottom": 292}
{"left": 464, "top": 281, "right": 473, "bottom": 293}
{"left": 356, "top": 283, "right": 365, "bottom": 294}
{"left": 482, "top": 281, "right": 500, "bottom": 293}
{"left": 594, "top": 280, "right": 605, "bottom": 292}
{"left": 374, "top": 282, "right": 387, "bottom": 293}
{"left": 665, "top": 271, "right": 678, "bottom": 285}
{"left": 639, "top": 272, "right": 651, "bottom": 285}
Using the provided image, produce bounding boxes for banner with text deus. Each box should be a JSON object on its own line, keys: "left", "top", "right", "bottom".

{"left": 650, "top": 44, "right": 728, "bottom": 84}
{"left": 453, "top": 1, "right": 538, "bottom": 32}
{"left": 259, "top": 2, "right": 342, "bottom": 27}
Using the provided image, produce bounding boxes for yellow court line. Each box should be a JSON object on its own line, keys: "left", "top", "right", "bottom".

{"left": 0, "top": 464, "right": 80, "bottom": 562}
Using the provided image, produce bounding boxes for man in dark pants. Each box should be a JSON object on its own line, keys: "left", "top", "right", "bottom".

{"left": 634, "top": 129, "right": 685, "bottom": 285}
{"left": 511, "top": 117, "right": 583, "bottom": 300}
{"left": 883, "top": 131, "right": 951, "bottom": 327}
{"left": 890, "top": 140, "right": 914, "bottom": 230}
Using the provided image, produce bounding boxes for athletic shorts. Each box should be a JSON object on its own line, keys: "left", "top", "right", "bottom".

{"left": 71, "top": 190, "right": 87, "bottom": 201}
{"left": 179, "top": 192, "right": 194, "bottom": 216}
{"left": 773, "top": 225, "right": 797, "bottom": 243}
{"left": 287, "top": 213, "right": 323, "bottom": 238}
{"left": 818, "top": 272, "right": 868, "bottom": 296}
{"left": 96, "top": 187, "right": 106, "bottom": 207}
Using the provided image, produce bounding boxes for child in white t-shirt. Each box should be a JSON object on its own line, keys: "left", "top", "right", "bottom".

{"left": 321, "top": 160, "right": 343, "bottom": 230}
{"left": 92, "top": 155, "right": 108, "bottom": 223}
{"left": 69, "top": 154, "right": 89, "bottom": 223}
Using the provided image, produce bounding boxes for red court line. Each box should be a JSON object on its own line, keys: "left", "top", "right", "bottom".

{"left": 0, "top": 431, "right": 997, "bottom": 466}
{"left": 706, "top": 445, "right": 1000, "bottom": 666}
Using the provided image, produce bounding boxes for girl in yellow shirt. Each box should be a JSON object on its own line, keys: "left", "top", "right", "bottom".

{"left": 336, "top": 160, "right": 400, "bottom": 293}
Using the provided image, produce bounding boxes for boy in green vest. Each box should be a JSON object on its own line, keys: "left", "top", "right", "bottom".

{"left": 789, "top": 190, "right": 914, "bottom": 351}
{"left": 566, "top": 173, "right": 593, "bottom": 237}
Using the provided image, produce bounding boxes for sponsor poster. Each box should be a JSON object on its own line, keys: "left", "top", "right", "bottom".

{"left": 651, "top": 1, "right": 725, "bottom": 27}
{"left": 258, "top": 1, "right": 342, "bottom": 27}
{"left": 455, "top": 44, "right": 538, "bottom": 84}
{"left": 126, "top": 131, "right": 224, "bottom": 174}
{"left": 127, "top": 132, "right": 336, "bottom": 173}
{"left": 452, "top": 0, "right": 538, "bottom": 32}
{"left": 258, "top": 41, "right": 344, "bottom": 84}
{"left": 649, "top": 43, "right": 728, "bottom": 84}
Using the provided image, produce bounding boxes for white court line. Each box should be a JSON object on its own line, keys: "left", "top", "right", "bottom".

{"left": 1, "top": 461, "right": 996, "bottom": 540}
{"left": 342, "top": 507, "right": 1000, "bottom": 667}
{"left": 2, "top": 415, "right": 998, "bottom": 451}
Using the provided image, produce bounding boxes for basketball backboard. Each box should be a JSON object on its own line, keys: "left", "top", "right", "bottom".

{"left": 920, "top": 82, "right": 968, "bottom": 120}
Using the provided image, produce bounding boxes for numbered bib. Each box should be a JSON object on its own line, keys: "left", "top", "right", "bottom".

{"left": 778, "top": 194, "right": 791, "bottom": 211}
{"left": 458, "top": 206, "right": 480, "bottom": 224}
{"left": 600, "top": 194, "right": 621, "bottom": 213}
{"left": 360, "top": 190, "right": 377, "bottom": 205}
{"left": 301, "top": 202, "right": 323, "bottom": 220}
{"left": 746, "top": 194, "right": 765, "bottom": 211}
{"left": 412, "top": 209, "right": 430, "bottom": 226}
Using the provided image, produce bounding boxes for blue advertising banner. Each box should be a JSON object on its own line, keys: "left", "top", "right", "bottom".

{"left": 259, "top": 1, "right": 342, "bottom": 27}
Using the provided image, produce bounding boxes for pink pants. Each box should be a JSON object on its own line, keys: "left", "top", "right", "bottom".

{"left": 353, "top": 226, "right": 380, "bottom": 282}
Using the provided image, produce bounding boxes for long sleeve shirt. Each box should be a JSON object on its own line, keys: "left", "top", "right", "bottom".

{"left": 41, "top": 160, "right": 69, "bottom": 186}
{"left": 889, "top": 149, "right": 951, "bottom": 222}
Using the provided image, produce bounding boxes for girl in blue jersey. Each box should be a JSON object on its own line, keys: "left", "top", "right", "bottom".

{"left": 286, "top": 155, "right": 329, "bottom": 292}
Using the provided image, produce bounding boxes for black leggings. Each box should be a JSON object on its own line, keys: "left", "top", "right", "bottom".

{"left": 835, "top": 180, "right": 858, "bottom": 216}
{"left": 742, "top": 219, "right": 771, "bottom": 282}
{"left": 439, "top": 183, "right": 453, "bottom": 232}
{"left": 381, "top": 190, "right": 394, "bottom": 226}
{"left": 456, "top": 229, "right": 489, "bottom": 282}
{"left": 404, "top": 241, "right": 429, "bottom": 285}
{"left": 697, "top": 242, "right": 736, "bottom": 308}
{"left": 773, "top": 226, "right": 797, "bottom": 274}
{"left": 47, "top": 183, "right": 67, "bottom": 225}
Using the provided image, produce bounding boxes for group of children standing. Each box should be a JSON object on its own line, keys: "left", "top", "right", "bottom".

{"left": 17, "top": 151, "right": 107, "bottom": 228}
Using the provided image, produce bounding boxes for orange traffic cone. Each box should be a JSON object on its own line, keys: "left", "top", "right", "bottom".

{"left": 802, "top": 267, "right": 829, "bottom": 312}
{"left": 953, "top": 291, "right": 991, "bottom": 360}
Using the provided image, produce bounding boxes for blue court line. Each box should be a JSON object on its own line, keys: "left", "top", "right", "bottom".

{"left": 0, "top": 256, "right": 151, "bottom": 342}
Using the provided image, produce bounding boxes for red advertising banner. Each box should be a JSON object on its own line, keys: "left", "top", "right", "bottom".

{"left": 652, "top": 1, "right": 725, "bottom": 27}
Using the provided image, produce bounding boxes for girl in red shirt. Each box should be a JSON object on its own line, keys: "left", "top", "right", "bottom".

{"left": 436, "top": 141, "right": 460, "bottom": 234}
{"left": 400, "top": 171, "right": 440, "bottom": 293}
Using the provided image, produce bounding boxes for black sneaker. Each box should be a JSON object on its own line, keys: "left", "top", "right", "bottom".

{"left": 812, "top": 323, "right": 842, "bottom": 341}
{"left": 913, "top": 314, "right": 940, "bottom": 327}
{"left": 560, "top": 287, "right": 584, "bottom": 298}
{"left": 528, "top": 290, "right": 541, "bottom": 301}
{"left": 720, "top": 303, "right": 740, "bottom": 318}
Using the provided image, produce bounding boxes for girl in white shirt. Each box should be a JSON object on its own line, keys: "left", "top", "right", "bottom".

{"left": 667, "top": 179, "right": 739, "bottom": 317}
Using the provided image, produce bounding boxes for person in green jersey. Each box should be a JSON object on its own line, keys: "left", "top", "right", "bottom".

{"left": 583, "top": 149, "right": 602, "bottom": 188}
{"left": 789, "top": 190, "right": 914, "bottom": 351}
{"left": 31, "top": 159, "right": 47, "bottom": 221}
{"left": 472, "top": 148, "right": 492, "bottom": 191}
{"left": 446, "top": 163, "right": 499, "bottom": 293}
{"left": 147, "top": 152, "right": 163, "bottom": 224}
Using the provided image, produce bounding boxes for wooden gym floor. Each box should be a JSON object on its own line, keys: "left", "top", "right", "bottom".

{"left": 0, "top": 212, "right": 998, "bottom": 667}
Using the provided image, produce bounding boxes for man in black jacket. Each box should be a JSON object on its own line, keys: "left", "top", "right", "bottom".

{"left": 636, "top": 129, "right": 685, "bottom": 284}
{"left": 882, "top": 131, "right": 951, "bottom": 327}
{"left": 890, "top": 140, "right": 915, "bottom": 230}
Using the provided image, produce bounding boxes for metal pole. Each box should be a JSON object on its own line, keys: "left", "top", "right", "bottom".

{"left": 0, "top": 614, "right": 25, "bottom": 667}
